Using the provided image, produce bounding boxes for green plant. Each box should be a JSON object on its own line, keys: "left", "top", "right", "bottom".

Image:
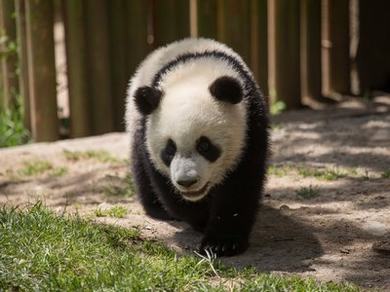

{"left": 9, "top": 160, "right": 67, "bottom": 178}
{"left": 296, "top": 185, "right": 320, "bottom": 199}
{"left": 0, "top": 103, "right": 30, "bottom": 148}
{"left": 95, "top": 205, "right": 128, "bottom": 218}
{"left": 63, "top": 149, "right": 121, "bottom": 164}
{"left": 18, "top": 160, "right": 53, "bottom": 176}
{"left": 268, "top": 164, "right": 292, "bottom": 177}
{"left": 270, "top": 99, "right": 286, "bottom": 115}
{"left": 297, "top": 166, "right": 347, "bottom": 181}
{"left": 102, "top": 175, "right": 134, "bottom": 197}
{"left": 381, "top": 170, "right": 390, "bottom": 179}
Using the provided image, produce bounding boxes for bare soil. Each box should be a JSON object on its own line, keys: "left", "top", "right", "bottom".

{"left": 1, "top": 96, "right": 389, "bottom": 290}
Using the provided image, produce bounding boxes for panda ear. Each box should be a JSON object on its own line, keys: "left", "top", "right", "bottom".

{"left": 209, "top": 76, "right": 243, "bottom": 104}
{"left": 134, "top": 86, "right": 163, "bottom": 115}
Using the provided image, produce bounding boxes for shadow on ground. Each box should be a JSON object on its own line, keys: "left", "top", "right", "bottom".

{"left": 172, "top": 206, "right": 323, "bottom": 273}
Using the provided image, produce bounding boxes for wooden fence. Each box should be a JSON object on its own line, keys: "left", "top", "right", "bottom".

{"left": 0, "top": 0, "right": 389, "bottom": 142}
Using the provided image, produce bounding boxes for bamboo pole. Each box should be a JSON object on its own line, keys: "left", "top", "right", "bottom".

{"left": 153, "top": 0, "right": 190, "bottom": 47}
{"left": 63, "top": 0, "right": 91, "bottom": 138}
{"left": 0, "top": 1, "right": 4, "bottom": 108}
{"left": 25, "top": 0, "right": 59, "bottom": 141}
{"left": 322, "top": 0, "right": 350, "bottom": 96}
{"left": 108, "top": 0, "right": 127, "bottom": 131}
{"left": 196, "top": 0, "right": 217, "bottom": 39}
{"left": 250, "top": 0, "right": 268, "bottom": 98}
{"left": 300, "top": 0, "right": 322, "bottom": 104}
{"left": 15, "top": 0, "right": 31, "bottom": 130}
{"left": 125, "top": 1, "right": 151, "bottom": 76}
{"left": 216, "top": 0, "right": 251, "bottom": 64}
{"left": 268, "top": 0, "right": 301, "bottom": 108}
{"left": 84, "top": 0, "right": 113, "bottom": 135}
{"left": 0, "top": 0, "right": 19, "bottom": 109}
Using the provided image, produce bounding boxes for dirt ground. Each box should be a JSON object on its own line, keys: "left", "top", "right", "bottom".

{"left": 1, "top": 96, "right": 389, "bottom": 290}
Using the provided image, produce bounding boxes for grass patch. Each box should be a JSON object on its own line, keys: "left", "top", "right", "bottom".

{"left": 95, "top": 205, "right": 128, "bottom": 218}
{"left": 18, "top": 160, "right": 53, "bottom": 176}
{"left": 296, "top": 185, "right": 320, "bottom": 199}
{"left": 15, "top": 160, "right": 67, "bottom": 177}
{"left": 268, "top": 164, "right": 292, "bottom": 177}
{"left": 268, "top": 164, "right": 360, "bottom": 181}
{"left": 0, "top": 204, "right": 359, "bottom": 291}
{"left": 63, "top": 149, "right": 121, "bottom": 164}
{"left": 0, "top": 103, "right": 30, "bottom": 148}
{"left": 381, "top": 170, "right": 390, "bottom": 179}
{"left": 297, "top": 166, "right": 348, "bottom": 181}
{"left": 102, "top": 175, "right": 134, "bottom": 197}
{"left": 270, "top": 99, "right": 286, "bottom": 115}
{"left": 50, "top": 166, "right": 68, "bottom": 177}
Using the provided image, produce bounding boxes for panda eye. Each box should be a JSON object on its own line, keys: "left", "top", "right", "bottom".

{"left": 165, "top": 139, "right": 176, "bottom": 156}
{"left": 197, "top": 138, "right": 210, "bottom": 153}
{"left": 196, "top": 136, "right": 221, "bottom": 162}
{"left": 161, "top": 139, "right": 176, "bottom": 166}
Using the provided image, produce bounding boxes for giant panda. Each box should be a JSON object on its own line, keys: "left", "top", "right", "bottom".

{"left": 125, "top": 38, "right": 269, "bottom": 257}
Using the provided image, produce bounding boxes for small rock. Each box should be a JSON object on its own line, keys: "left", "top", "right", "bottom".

{"left": 279, "top": 204, "right": 290, "bottom": 211}
{"left": 362, "top": 222, "right": 388, "bottom": 236}
{"left": 340, "top": 248, "right": 351, "bottom": 254}
{"left": 372, "top": 240, "right": 390, "bottom": 255}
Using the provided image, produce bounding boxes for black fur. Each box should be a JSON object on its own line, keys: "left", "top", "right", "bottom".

{"left": 209, "top": 76, "right": 243, "bottom": 104}
{"left": 131, "top": 50, "right": 269, "bottom": 257}
{"left": 196, "top": 136, "right": 221, "bottom": 162}
{"left": 134, "top": 86, "right": 162, "bottom": 115}
{"left": 160, "top": 139, "right": 176, "bottom": 167}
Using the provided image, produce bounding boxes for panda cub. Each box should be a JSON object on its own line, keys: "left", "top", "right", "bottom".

{"left": 126, "top": 38, "right": 269, "bottom": 257}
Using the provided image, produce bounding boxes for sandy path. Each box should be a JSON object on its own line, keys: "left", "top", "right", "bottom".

{"left": 1, "top": 97, "right": 389, "bottom": 290}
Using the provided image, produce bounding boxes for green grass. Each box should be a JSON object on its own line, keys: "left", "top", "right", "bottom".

{"left": 0, "top": 103, "right": 30, "bottom": 148}
{"left": 270, "top": 99, "right": 286, "bottom": 115}
{"left": 296, "top": 185, "right": 320, "bottom": 199}
{"left": 50, "top": 166, "right": 68, "bottom": 177}
{"left": 15, "top": 160, "right": 68, "bottom": 177}
{"left": 381, "top": 170, "right": 390, "bottom": 179}
{"left": 63, "top": 149, "right": 121, "bottom": 164}
{"left": 95, "top": 205, "right": 128, "bottom": 218}
{"left": 17, "top": 160, "right": 54, "bottom": 176}
{"left": 297, "top": 166, "right": 348, "bottom": 181}
{"left": 0, "top": 204, "right": 359, "bottom": 291}
{"left": 267, "top": 164, "right": 292, "bottom": 177}
{"left": 102, "top": 175, "right": 135, "bottom": 197}
{"left": 268, "top": 164, "right": 361, "bottom": 181}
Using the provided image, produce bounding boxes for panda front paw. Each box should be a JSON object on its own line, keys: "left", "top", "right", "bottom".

{"left": 199, "top": 235, "right": 248, "bottom": 257}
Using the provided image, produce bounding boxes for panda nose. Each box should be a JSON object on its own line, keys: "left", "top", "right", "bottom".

{"left": 177, "top": 178, "right": 198, "bottom": 188}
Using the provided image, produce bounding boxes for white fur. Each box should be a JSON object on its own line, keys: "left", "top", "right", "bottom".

{"left": 126, "top": 38, "right": 250, "bottom": 201}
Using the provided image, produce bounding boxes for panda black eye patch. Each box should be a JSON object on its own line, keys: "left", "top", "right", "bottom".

{"left": 196, "top": 136, "right": 221, "bottom": 162}
{"left": 160, "top": 139, "right": 176, "bottom": 166}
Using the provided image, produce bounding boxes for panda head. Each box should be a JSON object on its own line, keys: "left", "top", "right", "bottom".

{"left": 134, "top": 75, "right": 247, "bottom": 202}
